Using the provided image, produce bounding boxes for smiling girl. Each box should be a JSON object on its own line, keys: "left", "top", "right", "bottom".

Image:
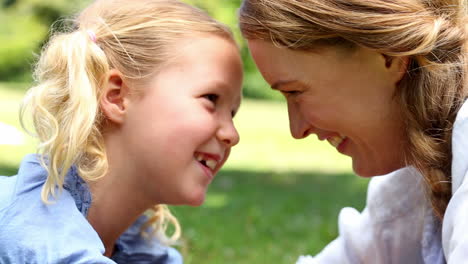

{"left": 0, "top": 0, "right": 242, "bottom": 262}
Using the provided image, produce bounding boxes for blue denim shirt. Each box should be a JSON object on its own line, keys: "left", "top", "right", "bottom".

{"left": 0, "top": 154, "right": 183, "bottom": 264}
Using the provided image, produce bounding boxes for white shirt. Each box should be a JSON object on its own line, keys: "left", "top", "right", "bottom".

{"left": 297, "top": 101, "right": 468, "bottom": 264}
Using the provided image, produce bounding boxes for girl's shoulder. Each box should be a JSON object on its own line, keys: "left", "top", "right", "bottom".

{"left": 0, "top": 154, "right": 115, "bottom": 263}
{"left": 0, "top": 154, "right": 48, "bottom": 208}
{"left": 0, "top": 155, "right": 182, "bottom": 264}
{"left": 112, "top": 214, "right": 183, "bottom": 264}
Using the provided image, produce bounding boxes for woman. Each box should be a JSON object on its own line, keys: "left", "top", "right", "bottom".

{"left": 239, "top": 0, "right": 467, "bottom": 263}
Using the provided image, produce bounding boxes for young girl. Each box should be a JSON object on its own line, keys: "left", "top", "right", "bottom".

{"left": 0, "top": 0, "right": 243, "bottom": 262}
{"left": 239, "top": 0, "right": 466, "bottom": 263}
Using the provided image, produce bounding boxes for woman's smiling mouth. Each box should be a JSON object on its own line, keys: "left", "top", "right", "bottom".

{"left": 327, "top": 135, "right": 347, "bottom": 148}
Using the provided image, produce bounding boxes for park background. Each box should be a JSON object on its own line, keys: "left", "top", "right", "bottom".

{"left": 0, "top": 0, "right": 370, "bottom": 263}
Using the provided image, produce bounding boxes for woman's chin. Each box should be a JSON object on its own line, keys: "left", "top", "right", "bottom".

{"left": 352, "top": 160, "right": 405, "bottom": 178}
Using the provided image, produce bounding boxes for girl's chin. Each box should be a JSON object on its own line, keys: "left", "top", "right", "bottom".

{"left": 183, "top": 191, "right": 207, "bottom": 207}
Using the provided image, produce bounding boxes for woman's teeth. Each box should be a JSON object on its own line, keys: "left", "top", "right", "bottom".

{"left": 327, "top": 135, "right": 346, "bottom": 148}
{"left": 195, "top": 154, "right": 217, "bottom": 170}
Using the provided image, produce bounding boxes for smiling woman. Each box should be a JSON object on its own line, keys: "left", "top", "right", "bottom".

{"left": 239, "top": 0, "right": 468, "bottom": 263}
{"left": 248, "top": 42, "right": 407, "bottom": 177}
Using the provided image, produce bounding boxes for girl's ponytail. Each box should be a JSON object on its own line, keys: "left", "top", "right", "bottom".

{"left": 21, "top": 29, "right": 109, "bottom": 202}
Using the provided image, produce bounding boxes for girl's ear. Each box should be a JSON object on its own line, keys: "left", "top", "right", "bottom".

{"left": 100, "top": 69, "right": 130, "bottom": 124}
{"left": 383, "top": 54, "right": 410, "bottom": 84}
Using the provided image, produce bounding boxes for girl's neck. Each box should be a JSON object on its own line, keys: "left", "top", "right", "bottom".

{"left": 86, "top": 141, "right": 154, "bottom": 257}
{"left": 87, "top": 129, "right": 156, "bottom": 257}
{"left": 86, "top": 172, "right": 150, "bottom": 257}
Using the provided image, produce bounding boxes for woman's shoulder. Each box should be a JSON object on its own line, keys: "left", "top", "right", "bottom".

{"left": 442, "top": 100, "right": 468, "bottom": 261}
{"left": 365, "top": 167, "right": 426, "bottom": 220}
{"left": 450, "top": 100, "right": 468, "bottom": 192}
{"left": 321, "top": 167, "right": 442, "bottom": 263}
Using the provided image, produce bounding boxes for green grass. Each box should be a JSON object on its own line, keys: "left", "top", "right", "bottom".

{"left": 0, "top": 82, "right": 369, "bottom": 264}
{"left": 0, "top": 82, "right": 36, "bottom": 171}
{"left": 174, "top": 169, "right": 368, "bottom": 264}
{"left": 226, "top": 99, "right": 352, "bottom": 173}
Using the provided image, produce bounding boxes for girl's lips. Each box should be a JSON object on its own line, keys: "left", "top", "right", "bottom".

{"left": 197, "top": 161, "right": 215, "bottom": 181}
{"left": 200, "top": 152, "right": 222, "bottom": 162}
{"left": 195, "top": 152, "right": 222, "bottom": 171}
{"left": 194, "top": 151, "right": 225, "bottom": 181}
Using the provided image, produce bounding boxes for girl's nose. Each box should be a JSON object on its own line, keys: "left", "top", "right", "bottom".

{"left": 218, "top": 119, "right": 240, "bottom": 147}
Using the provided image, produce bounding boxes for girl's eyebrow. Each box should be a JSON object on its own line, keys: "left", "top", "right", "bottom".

{"left": 271, "top": 80, "right": 300, "bottom": 90}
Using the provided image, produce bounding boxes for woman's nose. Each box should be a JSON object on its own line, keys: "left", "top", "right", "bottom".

{"left": 288, "top": 104, "right": 312, "bottom": 139}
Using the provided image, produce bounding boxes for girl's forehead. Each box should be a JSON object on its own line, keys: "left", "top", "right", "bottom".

{"left": 144, "top": 35, "right": 243, "bottom": 93}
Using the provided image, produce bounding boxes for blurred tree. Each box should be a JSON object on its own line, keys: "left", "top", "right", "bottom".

{"left": 2, "top": 0, "right": 16, "bottom": 8}
{"left": 0, "top": 8, "right": 45, "bottom": 82}
{"left": 0, "top": 0, "right": 279, "bottom": 100}
{"left": 184, "top": 0, "right": 281, "bottom": 100}
{"left": 0, "top": 0, "right": 87, "bottom": 82}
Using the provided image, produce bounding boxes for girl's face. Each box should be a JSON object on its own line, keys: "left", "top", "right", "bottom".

{"left": 248, "top": 40, "right": 407, "bottom": 177}
{"left": 122, "top": 36, "right": 243, "bottom": 206}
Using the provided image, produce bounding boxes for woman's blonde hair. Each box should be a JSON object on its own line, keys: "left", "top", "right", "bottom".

{"left": 240, "top": 0, "right": 468, "bottom": 219}
{"left": 21, "top": 0, "right": 234, "bottom": 244}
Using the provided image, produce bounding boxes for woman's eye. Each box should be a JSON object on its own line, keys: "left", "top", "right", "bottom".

{"left": 281, "top": 90, "right": 298, "bottom": 96}
{"left": 203, "top": 94, "right": 219, "bottom": 103}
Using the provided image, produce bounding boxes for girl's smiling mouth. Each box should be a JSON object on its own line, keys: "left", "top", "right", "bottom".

{"left": 195, "top": 152, "right": 222, "bottom": 172}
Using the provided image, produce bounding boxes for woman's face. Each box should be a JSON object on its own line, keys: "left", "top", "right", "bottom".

{"left": 248, "top": 40, "right": 407, "bottom": 177}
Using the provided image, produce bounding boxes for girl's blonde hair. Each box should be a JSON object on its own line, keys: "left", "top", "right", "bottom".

{"left": 240, "top": 0, "right": 467, "bottom": 220}
{"left": 21, "top": 0, "right": 234, "bottom": 244}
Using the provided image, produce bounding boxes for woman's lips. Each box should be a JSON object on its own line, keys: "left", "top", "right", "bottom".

{"left": 327, "top": 135, "right": 346, "bottom": 148}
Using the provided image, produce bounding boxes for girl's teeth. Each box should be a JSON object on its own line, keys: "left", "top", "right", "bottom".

{"left": 327, "top": 136, "right": 345, "bottom": 148}
{"left": 195, "top": 154, "right": 218, "bottom": 170}
{"left": 206, "top": 160, "right": 217, "bottom": 170}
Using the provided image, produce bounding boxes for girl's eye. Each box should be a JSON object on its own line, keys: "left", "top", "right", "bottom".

{"left": 203, "top": 94, "right": 219, "bottom": 103}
